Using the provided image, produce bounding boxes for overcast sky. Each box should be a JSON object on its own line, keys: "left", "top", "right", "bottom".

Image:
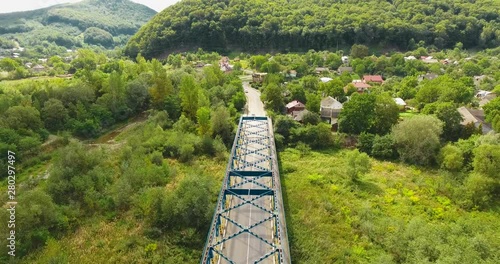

{"left": 0, "top": 0, "right": 181, "bottom": 14}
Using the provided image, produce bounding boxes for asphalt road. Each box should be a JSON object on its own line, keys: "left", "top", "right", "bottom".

{"left": 243, "top": 81, "right": 266, "bottom": 117}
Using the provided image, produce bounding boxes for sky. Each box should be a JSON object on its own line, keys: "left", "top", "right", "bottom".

{"left": 0, "top": 0, "right": 181, "bottom": 14}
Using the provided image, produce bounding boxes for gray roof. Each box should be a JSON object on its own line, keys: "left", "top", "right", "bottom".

{"left": 320, "top": 96, "right": 343, "bottom": 109}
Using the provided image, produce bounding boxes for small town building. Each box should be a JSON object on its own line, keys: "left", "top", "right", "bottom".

{"left": 315, "top": 67, "right": 330, "bottom": 74}
{"left": 337, "top": 66, "right": 353, "bottom": 75}
{"left": 362, "top": 75, "right": 384, "bottom": 84}
{"left": 286, "top": 100, "right": 306, "bottom": 114}
{"left": 420, "top": 56, "right": 438, "bottom": 64}
{"left": 320, "top": 77, "right": 333, "bottom": 83}
{"left": 252, "top": 72, "right": 267, "bottom": 83}
{"left": 458, "top": 107, "right": 492, "bottom": 134}
{"left": 219, "top": 56, "right": 233, "bottom": 73}
{"left": 404, "top": 56, "right": 416, "bottom": 61}
{"left": 31, "top": 64, "right": 46, "bottom": 72}
{"left": 291, "top": 109, "right": 310, "bottom": 122}
{"left": 341, "top": 56, "right": 349, "bottom": 64}
{"left": 393, "top": 97, "right": 407, "bottom": 111}
{"left": 418, "top": 73, "right": 439, "bottom": 82}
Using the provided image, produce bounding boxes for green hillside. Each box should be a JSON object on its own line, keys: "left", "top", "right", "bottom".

{"left": 126, "top": 0, "right": 500, "bottom": 58}
{"left": 0, "top": 0, "right": 156, "bottom": 50}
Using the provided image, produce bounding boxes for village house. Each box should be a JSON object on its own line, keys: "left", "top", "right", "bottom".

{"left": 393, "top": 97, "right": 407, "bottom": 111}
{"left": 194, "top": 61, "right": 206, "bottom": 68}
{"left": 420, "top": 56, "right": 438, "bottom": 64}
{"left": 337, "top": 66, "right": 353, "bottom": 75}
{"left": 286, "top": 100, "right": 306, "bottom": 114}
{"left": 315, "top": 67, "right": 330, "bottom": 74}
{"left": 31, "top": 64, "right": 46, "bottom": 73}
{"left": 320, "top": 77, "right": 333, "bottom": 83}
{"left": 219, "top": 56, "right": 233, "bottom": 73}
{"left": 476, "top": 91, "right": 497, "bottom": 107}
{"left": 252, "top": 72, "right": 267, "bottom": 83}
{"left": 418, "top": 73, "right": 439, "bottom": 82}
{"left": 458, "top": 107, "right": 492, "bottom": 134}
{"left": 341, "top": 56, "right": 349, "bottom": 64}
{"left": 284, "top": 70, "right": 297, "bottom": 78}
{"left": 320, "top": 96, "right": 343, "bottom": 127}
{"left": 344, "top": 81, "right": 372, "bottom": 94}
{"left": 404, "top": 56, "right": 416, "bottom": 61}
{"left": 362, "top": 75, "right": 384, "bottom": 84}
{"left": 291, "top": 109, "right": 310, "bottom": 122}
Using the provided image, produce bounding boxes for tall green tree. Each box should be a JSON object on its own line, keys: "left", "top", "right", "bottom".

{"left": 338, "top": 93, "right": 376, "bottom": 134}
{"left": 180, "top": 75, "right": 200, "bottom": 120}
{"left": 392, "top": 115, "right": 443, "bottom": 165}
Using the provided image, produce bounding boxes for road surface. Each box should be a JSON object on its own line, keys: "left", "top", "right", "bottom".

{"left": 243, "top": 81, "right": 266, "bottom": 116}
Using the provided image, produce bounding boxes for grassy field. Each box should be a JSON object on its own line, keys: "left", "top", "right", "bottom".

{"left": 280, "top": 148, "right": 500, "bottom": 263}
{"left": 22, "top": 156, "right": 227, "bottom": 264}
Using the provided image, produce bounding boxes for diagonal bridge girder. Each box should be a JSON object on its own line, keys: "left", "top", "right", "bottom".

{"left": 201, "top": 116, "right": 291, "bottom": 264}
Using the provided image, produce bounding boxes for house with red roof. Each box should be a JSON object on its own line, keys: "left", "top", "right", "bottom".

{"left": 286, "top": 100, "right": 305, "bottom": 114}
{"left": 362, "top": 75, "right": 384, "bottom": 84}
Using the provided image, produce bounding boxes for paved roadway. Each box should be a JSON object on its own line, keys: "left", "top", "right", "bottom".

{"left": 243, "top": 81, "right": 266, "bottom": 116}
{"left": 219, "top": 81, "right": 274, "bottom": 263}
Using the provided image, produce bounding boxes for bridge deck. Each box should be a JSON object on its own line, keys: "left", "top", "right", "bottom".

{"left": 201, "top": 116, "right": 290, "bottom": 264}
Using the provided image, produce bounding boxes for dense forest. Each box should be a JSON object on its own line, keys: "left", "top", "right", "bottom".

{"left": 126, "top": 0, "right": 500, "bottom": 58}
{"left": 0, "top": 0, "right": 155, "bottom": 52}
{"left": 0, "top": 48, "right": 246, "bottom": 262}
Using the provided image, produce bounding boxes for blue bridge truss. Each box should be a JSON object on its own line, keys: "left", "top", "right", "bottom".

{"left": 201, "top": 116, "right": 291, "bottom": 264}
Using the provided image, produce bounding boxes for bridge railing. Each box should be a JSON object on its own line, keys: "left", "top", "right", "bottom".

{"left": 201, "top": 116, "right": 290, "bottom": 264}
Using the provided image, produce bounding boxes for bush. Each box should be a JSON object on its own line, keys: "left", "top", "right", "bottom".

{"left": 357, "top": 132, "right": 375, "bottom": 154}
{"left": 438, "top": 145, "right": 464, "bottom": 172}
{"left": 346, "top": 149, "right": 371, "bottom": 182}
{"left": 461, "top": 173, "right": 497, "bottom": 209}
{"left": 371, "top": 134, "right": 397, "bottom": 160}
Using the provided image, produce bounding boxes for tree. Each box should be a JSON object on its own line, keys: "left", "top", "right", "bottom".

{"left": 422, "top": 102, "right": 463, "bottom": 142}
{"left": 125, "top": 77, "right": 149, "bottom": 113}
{"left": 372, "top": 94, "right": 399, "bottom": 135}
{"left": 179, "top": 75, "right": 200, "bottom": 120}
{"left": 473, "top": 144, "right": 500, "bottom": 180}
{"left": 13, "top": 189, "right": 62, "bottom": 255}
{"left": 483, "top": 97, "right": 500, "bottom": 132}
{"left": 274, "top": 114, "right": 299, "bottom": 140}
{"left": 196, "top": 107, "right": 211, "bottom": 136}
{"left": 350, "top": 44, "right": 369, "bottom": 59}
{"left": 4, "top": 106, "right": 43, "bottom": 132}
{"left": 371, "top": 134, "right": 397, "bottom": 160}
{"left": 391, "top": 115, "right": 443, "bottom": 165}
{"left": 262, "top": 82, "right": 284, "bottom": 113}
{"left": 41, "top": 99, "right": 69, "bottom": 132}
{"left": 338, "top": 93, "right": 376, "bottom": 134}
{"left": 462, "top": 62, "right": 482, "bottom": 77}
{"left": 302, "top": 111, "right": 321, "bottom": 125}
{"left": 438, "top": 145, "right": 464, "bottom": 172}
{"left": 46, "top": 142, "right": 109, "bottom": 210}
{"left": 211, "top": 106, "right": 233, "bottom": 146}
{"left": 150, "top": 59, "right": 173, "bottom": 110}
{"left": 305, "top": 92, "right": 321, "bottom": 113}
{"left": 346, "top": 149, "right": 371, "bottom": 182}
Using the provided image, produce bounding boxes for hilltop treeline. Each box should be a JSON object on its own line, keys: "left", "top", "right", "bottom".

{"left": 126, "top": 0, "right": 500, "bottom": 58}
{"left": 0, "top": 0, "right": 156, "bottom": 49}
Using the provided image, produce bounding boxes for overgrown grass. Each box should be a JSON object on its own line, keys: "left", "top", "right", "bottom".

{"left": 280, "top": 148, "right": 500, "bottom": 263}
{"left": 22, "top": 156, "right": 227, "bottom": 264}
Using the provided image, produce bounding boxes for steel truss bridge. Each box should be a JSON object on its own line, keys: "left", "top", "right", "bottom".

{"left": 201, "top": 116, "right": 291, "bottom": 264}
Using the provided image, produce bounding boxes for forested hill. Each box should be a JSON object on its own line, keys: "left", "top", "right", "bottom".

{"left": 125, "top": 0, "right": 500, "bottom": 58}
{"left": 0, "top": 0, "right": 156, "bottom": 49}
